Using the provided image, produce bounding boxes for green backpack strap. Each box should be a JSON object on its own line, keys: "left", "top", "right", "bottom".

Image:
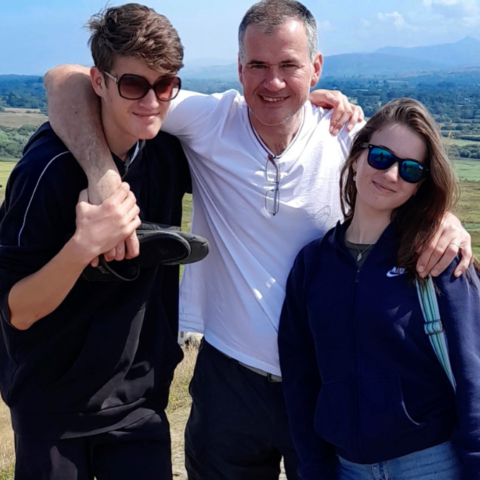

{"left": 416, "top": 275, "right": 456, "bottom": 391}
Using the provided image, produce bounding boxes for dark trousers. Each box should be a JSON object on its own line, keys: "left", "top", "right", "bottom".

{"left": 14, "top": 412, "right": 172, "bottom": 480}
{"left": 185, "top": 340, "right": 300, "bottom": 480}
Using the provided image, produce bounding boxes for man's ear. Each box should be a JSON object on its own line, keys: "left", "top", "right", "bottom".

{"left": 238, "top": 56, "right": 244, "bottom": 86}
{"left": 90, "top": 67, "right": 105, "bottom": 97}
{"left": 310, "top": 52, "right": 323, "bottom": 87}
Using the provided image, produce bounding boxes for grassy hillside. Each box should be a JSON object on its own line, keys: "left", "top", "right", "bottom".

{"left": 0, "top": 108, "right": 47, "bottom": 129}
{"left": 454, "top": 160, "right": 480, "bottom": 182}
{"left": 0, "top": 162, "right": 15, "bottom": 203}
{"left": 0, "top": 160, "right": 479, "bottom": 249}
{"left": 0, "top": 156, "right": 479, "bottom": 479}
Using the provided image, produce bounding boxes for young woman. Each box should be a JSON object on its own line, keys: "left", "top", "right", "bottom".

{"left": 279, "top": 98, "right": 480, "bottom": 480}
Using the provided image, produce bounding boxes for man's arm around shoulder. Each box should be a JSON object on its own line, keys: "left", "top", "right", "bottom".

{"left": 44, "top": 65, "right": 138, "bottom": 260}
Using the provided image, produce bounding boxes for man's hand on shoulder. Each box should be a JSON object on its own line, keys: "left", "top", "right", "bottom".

{"left": 416, "top": 212, "right": 473, "bottom": 278}
{"left": 309, "top": 89, "right": 364, "bottom": 136}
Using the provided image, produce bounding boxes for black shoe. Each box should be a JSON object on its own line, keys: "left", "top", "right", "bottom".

{"left": 82, "top": 222, "right": 209, "bottom": 282}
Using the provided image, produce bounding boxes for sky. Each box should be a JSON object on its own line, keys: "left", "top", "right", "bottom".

{"left": 1, "top": 0, "right": 479, "bottom": 75}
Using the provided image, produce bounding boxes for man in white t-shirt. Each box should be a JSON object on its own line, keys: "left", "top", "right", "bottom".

{"left": 44, "top": 1, "right": 472, "bottom": 479}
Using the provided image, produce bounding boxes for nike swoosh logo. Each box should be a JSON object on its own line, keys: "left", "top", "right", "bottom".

{"left": 387, "top": 267, "right": 406, "bottom": 277}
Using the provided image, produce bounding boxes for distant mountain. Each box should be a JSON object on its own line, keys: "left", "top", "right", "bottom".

{"left": 375, "top": 37, "right": 480, "bottom": 69}
{"left": 181, "top": 37, "right": 480, "bottom": 80}
{"left": 322, "top": 37, "right": 480, "bottom": 77}
{"left": 182, "top": 63, "right": 237, "bottom": 80}
{"left": 321, "top": 53, "right": 444, "bottom": 77}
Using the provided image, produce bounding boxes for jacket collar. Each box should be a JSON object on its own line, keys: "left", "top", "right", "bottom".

{"left": 328, "top": 219, "right": 400, "bottom": 257}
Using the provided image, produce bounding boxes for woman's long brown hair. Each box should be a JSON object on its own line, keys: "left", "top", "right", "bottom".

{"left": 340, "top": 98, "right": 462, "bottom": 278}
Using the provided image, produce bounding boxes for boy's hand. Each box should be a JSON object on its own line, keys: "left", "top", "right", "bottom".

{"left": 88, "top": 174, "right": 140, "bottom": 264}
{"left": 73, "top": 184, "right": 141, "bottom": 265}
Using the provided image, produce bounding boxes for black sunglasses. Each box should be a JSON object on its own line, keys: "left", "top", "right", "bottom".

{"left": 104, "top": 72, "right": 181, "bottom": 102}
{"left": 361, "top": 143, "right": 427, "bottom": 184}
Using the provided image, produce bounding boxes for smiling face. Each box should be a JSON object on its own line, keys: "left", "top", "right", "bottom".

{"left": 353, "top": 122, "right": 428, "bottom": 218}
{"left": 91, "top": 55, "right": 172, "bottom": 159}
{"left": 238, "top": 19, "right": 321, "bottom": 139}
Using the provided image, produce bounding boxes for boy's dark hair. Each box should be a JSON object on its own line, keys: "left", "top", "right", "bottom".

{"left": 88, "top": 3, "right": 183, "bottom": 75}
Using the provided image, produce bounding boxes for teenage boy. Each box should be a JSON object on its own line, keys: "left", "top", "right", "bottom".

{"left": 0, "top": 4, "right": 190, "bottom": 479}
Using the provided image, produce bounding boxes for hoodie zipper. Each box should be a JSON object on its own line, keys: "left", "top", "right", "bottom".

{"left": 351, "top": 264, "right": 362, "bottom": 461}
{"left": 335, "top": 223, "right": 392, "bottom": 463}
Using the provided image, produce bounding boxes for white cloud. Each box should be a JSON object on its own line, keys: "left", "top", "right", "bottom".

{"left": 360, "top": 18, "right": 372, "bottom": 29}
{"left": 355, "top": 1, "right": 479, "bottom": 49}
{"left": 422, "top": 0, "right": 480, "bottom": 27}
{"left": 377, "top": 11, "right": 405, "bottom": 29}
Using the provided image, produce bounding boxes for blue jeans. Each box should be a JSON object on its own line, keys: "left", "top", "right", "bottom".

{"left": 337, "top": 441, "right": 461, "bottom": 480}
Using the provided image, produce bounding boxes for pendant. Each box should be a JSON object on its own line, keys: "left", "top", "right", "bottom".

{"left": 356, "top": 253, "right": 362, "bottom": 261}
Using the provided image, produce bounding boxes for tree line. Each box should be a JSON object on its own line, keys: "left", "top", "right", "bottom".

{"left": 1, "top": 71, "right": 480, "bottom": 160}
{"left": 0, "top": 125, "right": 37, "bottom": 159}
{"left": 0, "top": 76, "right": 46, "bottom": 112}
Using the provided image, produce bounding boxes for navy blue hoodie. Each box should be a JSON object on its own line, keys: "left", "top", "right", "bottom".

{"left": 279, "top": 221, "right": 480, "bottom": 480}
{"left": 0, "top": 124, "right": 191, "bottom": 439}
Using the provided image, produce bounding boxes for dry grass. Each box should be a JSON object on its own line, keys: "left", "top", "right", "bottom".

{"left": 0, "top": 400, "right": 13, "bottom": 474}
{"left": 169, "top": 345, "right": 198, "bottom": 479}
{"left": 168, "top": 345, "right": 197, "bottom": 414}
{"left": 0, "top": 109, "right": 47, "bottom": 128}
{"left": 0, "top": 346, "right": 198, "bottom": 478}
{"left": 3, "top": 109, "right": 41, "bottom": 114}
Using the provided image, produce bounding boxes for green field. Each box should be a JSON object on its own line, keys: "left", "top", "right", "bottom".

{"left": 453, "top": 159, "right": 480, "bottom": 182}
{"left": 444, "top": 138, "right": 480, "bottom": 147}
{"left": 0, "top": 160, "right": 479, "bottom": 255}
{"left": 0, "top": 162, "right": 15, "bottom": 203}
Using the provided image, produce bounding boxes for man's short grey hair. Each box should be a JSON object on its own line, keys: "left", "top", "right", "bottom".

{"left": 238, "top": 0, "right": 318, "bottom": 62}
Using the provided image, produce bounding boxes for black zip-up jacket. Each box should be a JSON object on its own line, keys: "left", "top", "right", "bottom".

{"left": 279, "top": 221, "right": 480, "bottom": 480}
{"left": 0, "top": 123, "right": 191, "bottom": 439}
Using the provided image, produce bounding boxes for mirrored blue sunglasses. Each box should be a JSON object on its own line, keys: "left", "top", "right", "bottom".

{"left": 361, "top": 143, "right": 427, "bottom": 184}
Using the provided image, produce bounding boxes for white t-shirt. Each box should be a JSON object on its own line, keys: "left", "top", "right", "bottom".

{"left": 163, "top": 89, "right": 362, "bottom": 376}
